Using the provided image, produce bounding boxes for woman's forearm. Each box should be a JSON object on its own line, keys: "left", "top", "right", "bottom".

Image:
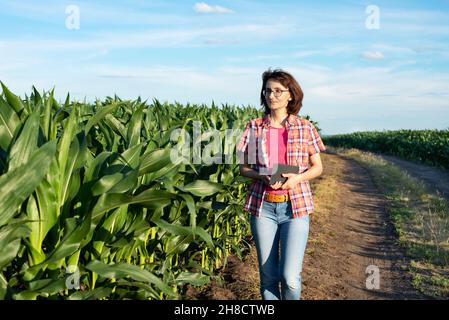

{"left": 298, "top": 164, "right": 323, "bottom": 182}
{"left": 240, "top": 165, "right": 263, "bottom": 181}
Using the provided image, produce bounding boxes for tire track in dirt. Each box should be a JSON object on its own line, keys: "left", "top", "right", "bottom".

{"left": 379, "top": 154, "right": 449, "bottom": 202}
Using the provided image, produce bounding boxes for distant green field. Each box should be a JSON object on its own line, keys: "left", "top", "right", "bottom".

{"left": 324, "top": 129, "right": 449, "bottom": 169}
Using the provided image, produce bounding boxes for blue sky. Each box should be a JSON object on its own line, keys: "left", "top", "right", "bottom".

{"left": 1, "top": 0, "right": 448, "bottom": 135}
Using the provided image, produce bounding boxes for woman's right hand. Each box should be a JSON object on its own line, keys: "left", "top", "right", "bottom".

{"left": 260, "top": 175, "right": 283, "bottom": 189}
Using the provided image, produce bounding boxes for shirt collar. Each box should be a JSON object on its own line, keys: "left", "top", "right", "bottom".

{"left": 262, "top": 113, "right": 296, "bottom": 128}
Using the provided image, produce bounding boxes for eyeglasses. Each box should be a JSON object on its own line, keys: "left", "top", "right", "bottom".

{"left": 263, "top": 88, "right": 289, "bottom": 98}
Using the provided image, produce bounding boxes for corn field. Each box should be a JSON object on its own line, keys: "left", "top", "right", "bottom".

{"left": 0, "top": 82, "right": 265, "bottom": 300}
{"left": 324, "top": 129, "right": 449, "bottom": 169}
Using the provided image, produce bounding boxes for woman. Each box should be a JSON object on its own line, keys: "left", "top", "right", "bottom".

{"left": 237, "top": 68, "right": 326, "bottom": 300}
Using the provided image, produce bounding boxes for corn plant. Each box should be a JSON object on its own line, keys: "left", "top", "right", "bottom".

{"left": 324, "top": 129, "right": 449, "bottom": 169}
{"left": 0, "top": 83, "right": 259, "bottom": 300}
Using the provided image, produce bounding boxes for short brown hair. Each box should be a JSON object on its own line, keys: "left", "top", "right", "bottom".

{"left": 260, "top": 68, "right": 304, "bottom": 115}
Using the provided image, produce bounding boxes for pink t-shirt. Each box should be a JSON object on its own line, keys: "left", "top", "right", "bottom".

{"left": 265, "top": 126, "right": 289, "bottom": 194}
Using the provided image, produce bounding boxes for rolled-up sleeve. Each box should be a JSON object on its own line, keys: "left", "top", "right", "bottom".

{"left": 308, "top": 122, "right": 326, "bottom": 156}
{"left": 236, "top": 122, "right": 251, "bottom": 164}
{"left": 237, "top": 122, "right": 251, "bottom": 154}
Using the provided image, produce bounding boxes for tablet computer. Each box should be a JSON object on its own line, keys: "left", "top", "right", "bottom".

{"left": 269, "top": 164, "right": 304, "bottom": 184}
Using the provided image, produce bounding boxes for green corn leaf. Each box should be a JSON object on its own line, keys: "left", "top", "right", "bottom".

{"left": 191, "top": 227, "right": 214, "bottom": 250}
{"left": 7, "top": 107, "right": 41, "bottom": 171}
{"left": 154, "top": 219, "right": 214, "bottom": 249}
{"left": 139, "top": 147, "right": 172, "bottom": 176}
{"left": 0, "top": 223, "right": 31, "bottom": 270}
{"left": 104, "top": 114, "right": 126, "bottom": 138}
{"left": 84, "top": 151, "right": 112, "bottom": 182}
{"left": 26, "top": 194, "right": 46, "bottom": 265}
{"left": 114, "top": 280, "right": 161, "bottom": 299}
{"left": 91, "top": 144, "right": 141, "bottom": 195}
{"left": 31, "top": 86, "right": 42, "bottom": 107}
{"left": 33, "top": 157, "right": 60, "bottom": 249}
{"left": 1, "top": 82, "right": 25, "bottom": 114}
{"left": 0, "top": 96, "right": 21, "bottom": 151}
{"left": 126, "top": 103, "right": 144, "bottom": 148}
{"left": 92, "top": 189, "right": 176, "bottom": 221}
{"left": 93, "top": 170, "right": 139, "bottom": 196}
{"left": 165, "top": 234, "right": 192, "bottom": 254}
{"left": 41, "top": 88, "right": 54, "bottom": 140}
{"left": 85, "top": 260, "right": 175, "bottom": 298}
{"left": 68, "top": 287, "right": 113, "bottom": 300}
{"left": 179, "top": 193, "right": 196, "bottom": 229}
{"left": 63, "top": 92, "right": 70, "bottom": 109}
{"left": 144, "top": 152, "right": 184, "bottom": 182}
{"left": 85, "top": 102, "right": 119, "bottom": 134}
{"left": 28, "top": 279, "right": 52, "bottom": 291}
{"left": 92, "top": 204, "right": 128, "bottom": 257}
{"left": 45, "top": 212, "right": 92, "bottom": 264}
{"left": 0, "top": 272, "right": 7, "bottom": 300}
{"left": 0, "top": 141, "right": 57, "bottom": 227}
{"left": 13, "top": 278, "right": 66, "bottom": 300}
{"left": 178, "top": 180, "right": 223, "bottom": 197}
{"left": 57, "top": 106, "right": 78, "bottom": 198}
{"left": 175, "top": 272, "right": 210, "bottom": 287}
{"left": 23, "top": 212, "right": 93, "bottom": 282}
{"left": 116, "top": 143, "right": 142, "bottom": 170}
{"left": 13, "top": 291, "right": 49, "bottom": 300}
{"left": 60, "top": 131, "right": 88, "bottom": 205}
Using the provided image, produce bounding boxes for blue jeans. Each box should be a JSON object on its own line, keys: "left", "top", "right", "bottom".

{"left": 250, "top": 200, "right": 310, "bottom": 300}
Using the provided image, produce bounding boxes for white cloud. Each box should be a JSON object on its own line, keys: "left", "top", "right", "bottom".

{"left": 306, "top": 67, "right": 449, "bottom": 110}
{"left": 370, "top": 44, "right": 414, "bottom": 55}
{"left": 362, "top": 51, "right": 385, "bottom": 60}
{"left": 194, "top": 2, "right": 234, "bottom": 14}
{"left": 1, "top": 22, "right": 291, "bottom": 53}
{"left": 224, "top": 45, "right": 356, "bottom": 63}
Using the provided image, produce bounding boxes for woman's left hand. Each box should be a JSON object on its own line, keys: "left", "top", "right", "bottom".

{"left": 280, "top": 173, "right": 302, "bottom": 190}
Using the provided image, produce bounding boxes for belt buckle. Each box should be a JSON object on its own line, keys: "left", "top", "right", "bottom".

{"left": 265, "top": 193, "right": 288, "bottom": 202}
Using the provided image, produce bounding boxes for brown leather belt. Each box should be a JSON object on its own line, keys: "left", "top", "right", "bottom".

{"left": 264, "top": 193, "right": 289, "bottom": 202}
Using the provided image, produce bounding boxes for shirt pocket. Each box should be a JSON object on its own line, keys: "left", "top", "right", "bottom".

{"left": 290, "top": 142, "right": 309, "bottom": 167}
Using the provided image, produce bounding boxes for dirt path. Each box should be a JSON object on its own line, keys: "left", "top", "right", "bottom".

{"left": 301, "top": 152, "right": 424, "bottom": 299}
{"left": 379, "top": 154, "right": 449, "bottom": 201}
{"left": 186, "top": 151, "right": 428, "bottom": 300}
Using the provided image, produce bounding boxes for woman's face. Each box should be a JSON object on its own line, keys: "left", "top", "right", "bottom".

{"left": 265, "top": 79, "right": 291, "bottom": 112}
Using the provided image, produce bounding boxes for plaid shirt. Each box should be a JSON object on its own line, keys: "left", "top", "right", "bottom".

{"left": 237, "top": 114, "right": 326, "bottom": 218}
